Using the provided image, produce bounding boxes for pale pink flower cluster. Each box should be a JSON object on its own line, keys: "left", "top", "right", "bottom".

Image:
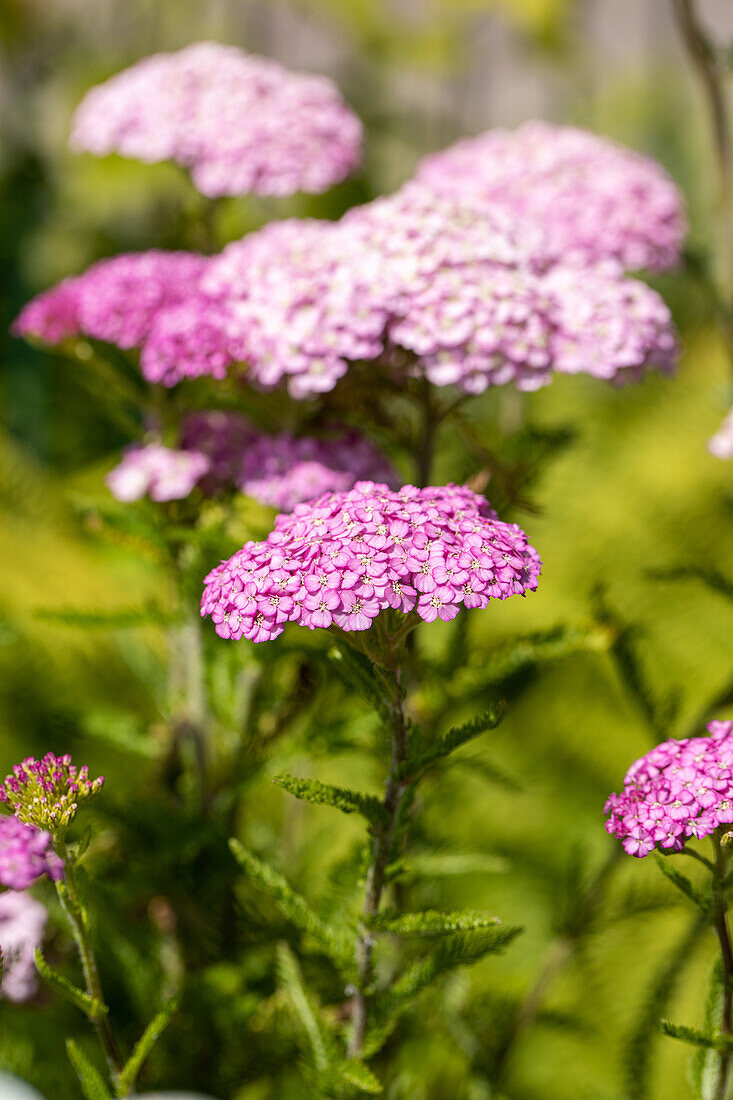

{"left": 708, "top": 409, "right": 733, "bottom": 459}
{"left": 605, "top": 720, "right": 733, "bottom": 857}
{"left": 200, "top": 481, "right": 541, "bottom": 643}
{"left": 183, "top": 412, "right": 396, "bottom": 511}
{"left": 0, "top": 891, "right": 48, "bottom": 1003}
{"left": 0, "top": 817, "right": 62, "bottom": 891}
{"left": 106, "top": 444, "right": 212, "bottom": 503}
{"left": 415, "top": 121, "right": 685, "bottom": 271}
{"left": 70, "top": 42, "right": 362, "bottom": 198}
{"left": 107, "top": 414, "right": 395, "bottom": 510}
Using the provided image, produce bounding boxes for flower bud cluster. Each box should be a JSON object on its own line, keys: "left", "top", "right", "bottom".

{"left": 0, "top": 754, "right": 104, "bottom": 834}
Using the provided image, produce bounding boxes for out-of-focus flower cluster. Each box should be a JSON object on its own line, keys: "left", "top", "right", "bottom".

{"left": 107, "top": 416, "right": 394, "bottom": 510}
{"left": 0, "top": 891, "right": 48, "bottom": 1003}
{"left": 0, "top": 754, "right": 104, "bottom": 834}
{"left": 605, "top": 720, "right": 733, "bottom": 857}
{"left": 414, "top": 121, "right": 685, "bottom": 272}
{"left": 0, "top": 817, "right": 62, "bottom": 891}
{"left": 201, "top": 481, "right": 541, "bottom": 643}
{"left": 709, "top": 409, "right": 733, "bottom": 459}
{"left": 106, "top": 444, "right": 212, "bottom": 503}
{"left": 70, "top": 42, "right": 363, "bottom": 198}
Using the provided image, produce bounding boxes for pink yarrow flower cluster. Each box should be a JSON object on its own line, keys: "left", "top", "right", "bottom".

{"left": 0, "top": 754, "right": 104, "bottom": 834}
{"left": 0, "top": 817, "right": 63, "bottom": 891}
{"left": 13, "top": 251, "right": 209, "bottom": 354}
{"left": 415, "top": 121, "right": 686, "bottom": 271}
{"left": 0, "top": 891, "right": 48, "bottom": 1003}
{"left": 709, "top": 409, "right": 733, "bottom": 460}
{"left": 70, "top": 42, "right": 363, "bottom": 198}
{"left": 201, "top": 482, "right": 541, "bottom": 643}
{"left": 605, "top": 720, "right": 733, "bottom": 857}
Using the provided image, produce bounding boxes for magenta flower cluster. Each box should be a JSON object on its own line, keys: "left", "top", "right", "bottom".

{"left": 0, "top": 890, "right": 48, "bottom": 1003}
{"left": 709, "top": 409, "right": 733, "bottom": 460}
{"left": 70, "top": 42, "right": 362, "bottom": 198}
{"left": 201, "top": 481, "right": 541, "bottom": 643}
{"left": 415, "top": 121, "right": 685, "bottom": 272}
{"left": 0, "top": 754, "right": 104, "bottom": 833}
{"left": 605, "top": 720, "right": 733, "bottom": 857}
{"left": 0, "top": 816, "right": 62, "bottom": 891}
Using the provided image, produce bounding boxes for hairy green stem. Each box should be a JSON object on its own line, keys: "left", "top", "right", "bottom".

{"left": 349, "top": 665, "right": 411, "bottom": 1057}
{"left": 712, "top": 835, "right": 733, "bottom": 1100}
{"left": 55, "top": 839, "right": 123, "bottom": 1087}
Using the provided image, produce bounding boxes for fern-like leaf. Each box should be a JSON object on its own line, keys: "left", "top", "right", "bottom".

{"left": 273, "top": 774, "right": 388, "bottom": 829}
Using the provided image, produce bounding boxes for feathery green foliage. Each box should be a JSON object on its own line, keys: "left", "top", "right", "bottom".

{"left": 116, "top": 992, "right": 181, "bottom": 1095}
{"left": 273, "top": 774, "right": 389, "bottom": 829}
{"left": 655, "top": 857, "right": 712, "bottom": 917}
{"left": 65, "top": 1039, "right": 112, "bottom": 1100}
{"left": 35, "top": 949, "right": 106, "bottom": 1019}
{"left": 370, "top": 909, "right": 502, "bottom": 936}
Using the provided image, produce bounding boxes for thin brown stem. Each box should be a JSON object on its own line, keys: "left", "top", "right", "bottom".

{"left": 673, "top": 0, "right": 733, "bottom": 307}
{"left": 56, "top": 840, "right": 124, "bottom": 1086}
{"left": 349, "top": 666, "right": 411, "bottom": 1057}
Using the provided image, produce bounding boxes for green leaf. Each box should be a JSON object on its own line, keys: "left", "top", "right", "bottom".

{"left": 35, "top": 948, "right": 106, "bottom": 1020}
{"left": 371, "top": 908, "right": 502, "bottom": 936}
{"left": 660, "top": 1019, "right": 728, "bottom": 1050}
{"left": 65, "top": 1039, "right": 112, "bottom": 1100}
{"left": 380, "top": 925, "right": 523, "bottom": 1015}
{"left": 338, "top": 1058, "right": 383, "bottom": 1094}
{"left": 274, "top": 774, "right": 388, "bottom": 829}
{"left": 276, "top": 942, "right": 329, "bottom": 1073}
{"left": 655, "top": 856, "right": 712, "bottom": 917}
{"left": 34, "top": 602, "right": 178, "bottom": 629}
{"left": 229, "top": 839, "right": 350, "bottom": 968}
{"left": 405, "top": 704, "right": 506, "bottom": 778}
{"left": 623, "top": 913, "right": 707, "bottom": 1100}
{"left": 398, "top": 851, "right": 509, "bottom": 881}
{"left": 117, "top": 991, "right": 181, "bottom": 1095}
{"left": 479, "top": 624, "right": 612, "bottom": 685}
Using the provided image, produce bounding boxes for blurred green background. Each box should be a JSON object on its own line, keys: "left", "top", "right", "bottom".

{"left": 2, "top": 1, "right": 733, "bottom": 1098}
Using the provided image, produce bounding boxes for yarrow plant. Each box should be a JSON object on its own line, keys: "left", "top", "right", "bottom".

{"left": 70, "top": 42, "right": 363, "bottom": 198}
{"left": 414, "top": 120, "right": 686, "bottom": 271}
{"left": 606, "top": 721, "right": 733, "bottom": 1100}
{"left": 200, "top": 481, "right": 541, "bottom": 643}
{"left": 0, "top": 753, "right": 104, "bottom": 835}
{"left": 0, "top": 891, "right": 49, "bottom": 1004}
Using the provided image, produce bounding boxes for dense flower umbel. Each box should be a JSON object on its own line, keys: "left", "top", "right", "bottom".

{"left": 0, "top": 754, "right": 104, "bottom": 834}
{"left": 0, "top": 891, "right": 48, "bottom": 1003}
{"left": 201, "top": 482, "right": 541, "bottom": 643}
{"left": 415, "top": 121, "right": 686, "bottom": 271}
{"left": 605, "top": 720, "right": 733, "bottom": 857}
{"left": 70, "top": 42, "right": 363, "bottom": 198}
{"left": 13, "top": 251, "right": 209, "bottom": 352}
{"left": 106, "top": 444, "right": 212, "bottom": 503}
{"left": 709, "top": 410, "right": 733, "bottom": 459}
{"left": 0, "top": 817, "right": 63, "bottom": 891}
{"left": 188, "top": 185, "right": 676, "bottom": 397}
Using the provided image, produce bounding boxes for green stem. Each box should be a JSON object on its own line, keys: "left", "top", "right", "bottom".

{"left": 712, "top": 834, "right": 733, "bottom": 1100}
{"left": 349, "top": 663, "right": 411, "bottom": 1057}
{"left": 416, "top": 378, "right": 437, "bottom": 487}
{"left": 55, "top": 839, "right": 124, "bottom": 1088}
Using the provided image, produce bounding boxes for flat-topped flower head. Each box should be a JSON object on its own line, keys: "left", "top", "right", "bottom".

{"left": 70, "top": 41, "right": 363, "bottom": 198}
{"left": 190, "top": 186, "right": 676, "bottom": 398}
{"left": 0, "top": 754, "right": 104, "bottom": 834}
{"left": 12, "top": 278, "right": 81, "bottom": 344}
{"left": 201, "top": 481, "right": 541, "bottom": 644}
{"left": 0, "top": 817, "right": 63, "bottom": 890}
{"left": 605, "top": 720, "right": 733, "bottom": 857}
{"left": 415, "top": 121, "right": 686, "bottom": 271}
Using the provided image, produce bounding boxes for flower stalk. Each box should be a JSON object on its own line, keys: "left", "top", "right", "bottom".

{"left": 712, "top": 833, "right": 733, "bottom": 1100}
